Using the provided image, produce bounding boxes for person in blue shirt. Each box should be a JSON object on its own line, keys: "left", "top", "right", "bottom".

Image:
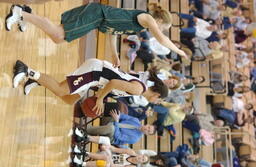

{"left": 86, "top": 110, "right": 156, "bottom": 145}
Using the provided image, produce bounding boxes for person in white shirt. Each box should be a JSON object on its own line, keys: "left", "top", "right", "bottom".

{"left": 179, "top": 13, "right": 218, "bottom": 39}
{"left": 232, "top": 96, "right": 244, "bottom": 112}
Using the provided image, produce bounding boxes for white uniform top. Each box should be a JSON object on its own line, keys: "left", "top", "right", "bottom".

{"left": 112, "top": 154, "right": 133, "bottom": 166}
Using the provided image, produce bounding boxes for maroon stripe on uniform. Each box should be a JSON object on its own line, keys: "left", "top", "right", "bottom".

{"left": 66, "top": 72, "right": 93, "bottom": 94}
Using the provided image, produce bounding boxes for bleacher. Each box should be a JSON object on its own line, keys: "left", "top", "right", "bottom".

{"left": 77, "top": 0, "right": 256, "bottom": 166}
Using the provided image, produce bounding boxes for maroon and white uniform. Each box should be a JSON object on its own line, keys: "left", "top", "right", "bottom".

{"left": 66, "top": 59, "right": 146, "bottom": 97}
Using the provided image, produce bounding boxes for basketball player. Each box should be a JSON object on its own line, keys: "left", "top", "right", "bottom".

{"left": 6, "top": 3, "right": 188, "bottom": 67}
{"left": 13, "top": 58, "right": 168, "bottom": 115}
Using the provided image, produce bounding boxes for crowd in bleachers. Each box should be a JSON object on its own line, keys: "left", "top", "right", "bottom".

{"left": 66, "top": 0, "right": 256, "bottom": 166}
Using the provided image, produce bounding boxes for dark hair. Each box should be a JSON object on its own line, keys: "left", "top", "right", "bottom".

{"left": 149, "top": 155, "right": 167, "bottom": 167}
{"left": 172, "top": 63, "right": 182, "bottom": 71}
{"left": 148, "top": 68, "right": 169, "bottom": 98}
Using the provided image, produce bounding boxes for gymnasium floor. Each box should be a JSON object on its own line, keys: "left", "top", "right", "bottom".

{"left": 0, "top": 1, "right": 84, "bottom": 167}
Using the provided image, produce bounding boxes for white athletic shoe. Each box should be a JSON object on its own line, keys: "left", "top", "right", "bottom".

{"left": 18, "top": 20, "right": 27, "bottom": 32}
{"left": 18, "top": 5, "right": 32, "bottom": 32}
{"left": 73, "top": 155, "right": 83, "bottom": 165}
{"left": 5, "top": 5, "right": 23, "bottom": 31}
{"left": 24, "top": 79, "right": 39, "bottom": 95}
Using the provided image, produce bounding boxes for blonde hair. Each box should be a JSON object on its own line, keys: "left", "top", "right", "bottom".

{"left": 148, "top": 3, "right": 172, "bottom": 25}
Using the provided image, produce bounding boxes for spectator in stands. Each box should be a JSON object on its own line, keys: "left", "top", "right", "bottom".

{"left": 159, "top": 102, "right": 193, "bottom": 126}
{"left": 227, "top": 81, "right": 250, "bottom": 97}
{"left": 233, "top": 16, "right": 252, "bottom": 31}
{"left": 235, "top": 51, "right": 253, "bottom": 68}
{"left": 234, "top": 30, "right": 249, "bottom": 44}
{"left": 192, "top": 38, "right": 223, "bottom": 61}
{"left": 70, "top": 134, "right": 150, "bottom": 167}
{"left": 179, "top": 13, "right": 218, "bottom": 39}
{"left": 213, "top": 107, "right": 251, "bottom": 128}
{"left": 222, "top": 5, "right": 242, "bottom": 17}
{"left": 206, "top": 31, "right": 228, "bottom": 42}
{"left": 180, "top": 36, "right": 223, "bottom": 61}
{"left": 147, "top": 154, "right": 178, "bottom": 167}
{"left": 232, "top": 96, "right": 245, "bottom": 112}
{"left": 229, "top": 70, "right": 249, "bottom": 85}
{"left": 180, "top": 76, "right": 205, "bottom": 92}
{"left": 202, "top": 0, "right": 225, "bottom": 20}
{"left": 6, "top": 2, "right": 188, "bottom": 68}
{"left": 86, "top": 111, "right": 156, "bottom": 145}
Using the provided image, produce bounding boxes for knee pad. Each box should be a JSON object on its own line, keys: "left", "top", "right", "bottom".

{"left": 96, "top": 160, "right": 107, "bottom": 167}
{"left": 99, "top": 136, "right": 111, "bottom": 146}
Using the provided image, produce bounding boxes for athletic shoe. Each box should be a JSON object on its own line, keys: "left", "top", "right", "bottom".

{"left": 74, "top": 127, "right": 89, "bottom": 143}
{"left": 70, "top": 153, "right": 87, "bottom": 167}
{"left": 5, "top": 5, "right": 23, "bottom": 31}
{"left": 13, "top": 60, "right": 28, "bottom": 88}
{"left": 18, "top": 5, "right": 32, "bottom": 32}
{"left": 71, "top": 143, "right": 88, "bottom": 155}
{"left": 24, "top": 78, "right": 39, "bottom": 95}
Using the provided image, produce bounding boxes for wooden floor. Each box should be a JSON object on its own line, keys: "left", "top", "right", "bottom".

{"left": 0, "top": 1, "right": 84, "bottom": 167}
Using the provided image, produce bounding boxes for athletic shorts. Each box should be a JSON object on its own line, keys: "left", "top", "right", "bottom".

{"left": 61, "top": 3, "right": 103, "bottom": 42}
{"left": 61, "top": 3, "right": 146, "bottom": 42}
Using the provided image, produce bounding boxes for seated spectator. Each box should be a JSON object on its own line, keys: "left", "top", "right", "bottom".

{"left": 202, "top": 0, "right": 225, "bottom": 20}
{"left": 161, "top": 102, "right": 193, "bottom": 126}
{"left": 229, "top": 70, "right": 248, "bottom": 84}
{"left": 235, "top": 51, "right": 253, "bottom": 68}
{"left": 147, "top": 154, "right": 178, "bottom": 167}
{"left": 227, "top": 81, "right": 250, "bottom": 97}
{"left": 86, "top": 112, "right": 156, "bottom": 145}
{"left": 180, "top": 76, "right": 205, "bottom": 92}
{"left": 70, "top": 134, "right": 150, "bottom": 167}
{"left": 192, "top": 38, "right": 223, "bottom": 61}
{"left": 213, "top": 108, "right": 250, "bottom": 128}
{"left": 118, "top": 96, "right": 152, "bottom": 121}
{"left": 234, "top": 30, "right": 249, "bottom": 44}
{"left": 222, "top": 6, "right": 242, "bottom": 17}
{"left": 232, "top": 96, "right": 245, "bottom": 112}
{"left": 179, "top": 13, "right": 218, "bottom": 39}
{"left": 181, "top": 36, "right": 223, "bottom": 61}
{"left": 206, "top": 31, "right": 227, "bottom": 42}
{"left": 233, "top": 16, "right": 252, "bottom": 31}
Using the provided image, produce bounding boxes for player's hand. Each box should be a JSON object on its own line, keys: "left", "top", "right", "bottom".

{"left": 93, "top": 97, "right": 104, "bottom": 116}
{"left": 179, "top": 50, "right": 189, "bottom": 59}
{"left": 112, "top": 56, "right": 120, "bottom": 68}
{"left": 109, "top": 109, "right": 120, "bottom": 122}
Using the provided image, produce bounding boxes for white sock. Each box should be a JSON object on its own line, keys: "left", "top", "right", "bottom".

{"left": 28, "top": 68, "right": 40, "bottom": 80}
{"left": 67, "top": 128, "right": 74, "bottom": 137}
{"left": 99, "top": 136, "right": 111, "bottom": 146}
{"left": 67, "top": 146, "right": 72, "bottom": 153}
{"left": 75, "top": 128, "right": 84, "bottom": 137}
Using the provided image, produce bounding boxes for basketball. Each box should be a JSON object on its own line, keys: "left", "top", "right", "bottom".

{"left": 81, "top": 96, "right": 98, "bottom": 118}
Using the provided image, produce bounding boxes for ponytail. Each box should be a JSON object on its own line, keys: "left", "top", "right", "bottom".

{"left": 148, "top": 3, "right": 172, "bottom": 25}
{"left": 148, "top": 67, "right": 168, "bottom": 98}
